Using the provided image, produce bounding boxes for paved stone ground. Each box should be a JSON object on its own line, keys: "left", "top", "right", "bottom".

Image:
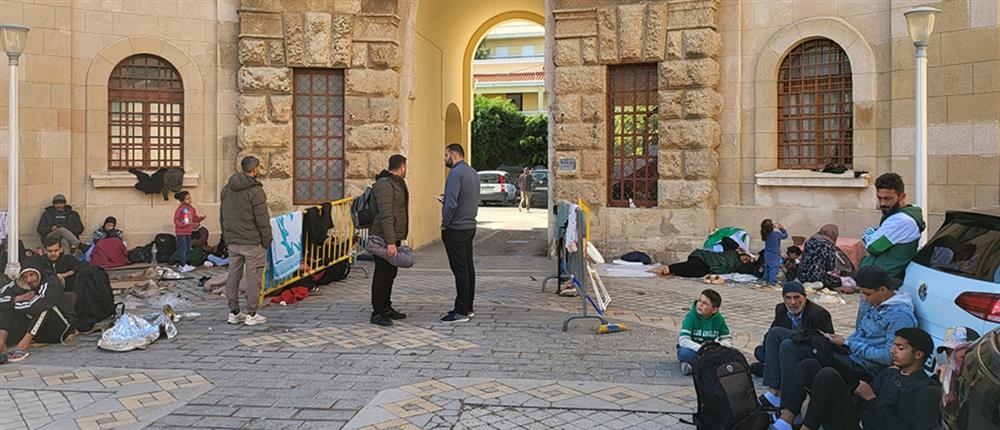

{"left": 2, "top": 208, "right": 862, "bottom": 429}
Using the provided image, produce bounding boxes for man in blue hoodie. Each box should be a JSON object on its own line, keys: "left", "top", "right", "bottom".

{"left": 768, "top": 265, "right": 917, "bottom": 430}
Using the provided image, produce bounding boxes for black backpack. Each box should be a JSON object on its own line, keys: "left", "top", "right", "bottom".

{"left": 127, "top": 245, "right": 150, "bottom": 264}
{"left": 691, "top": 342, "right": 771, "bottom": 430}
{"left": 351, "top": 186, "right": 375, "bottom": 229}
{"left": 72, "top": 267, "right": 117, "bottom": 332}
{"left": 152, "top": 233, "right": 177, "bottom": 259}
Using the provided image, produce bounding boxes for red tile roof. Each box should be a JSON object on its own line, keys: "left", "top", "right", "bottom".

{"left": 474, "top": 72, "right": 545, "bottom": 84}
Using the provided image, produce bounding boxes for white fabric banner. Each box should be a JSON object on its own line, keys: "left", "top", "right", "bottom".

{"left": 270, "top": 211, "right": 303, "bottom": 279}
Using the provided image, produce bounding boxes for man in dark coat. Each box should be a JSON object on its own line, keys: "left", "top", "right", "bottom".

{"left": 36, "top": 194, "right": 85, "bottom": 254}
{"left": 220, "top": 156, "right": 271, "bottom": 326}
{"left": 756, "top": 281, "right": 835, "bottom": 408}
{"left": 35, "top": 236, "right": 87, "bottom": 292}
{"left": 368, "top": 154, "right": 409, "bottom": 326}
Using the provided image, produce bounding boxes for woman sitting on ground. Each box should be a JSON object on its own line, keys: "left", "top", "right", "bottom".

{"left": 796, "top": 224, "right": 839, "bottom": 283}
{"left": 92, "top": 217, "right": 123, "bottom": 244}
{"left": 659, "top": 237, "right": 750, "bottom": 278}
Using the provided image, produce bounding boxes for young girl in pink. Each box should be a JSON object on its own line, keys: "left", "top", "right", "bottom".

{"left": 173, "top": 191, "right": 206, "bottom": 272}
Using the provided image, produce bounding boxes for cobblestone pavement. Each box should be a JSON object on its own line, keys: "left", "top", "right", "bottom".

{"left": 3, "top": 208, "right": 863, "bottom": 429}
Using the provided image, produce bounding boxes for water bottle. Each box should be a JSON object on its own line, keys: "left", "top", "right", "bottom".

{"left": 598, "top": 323, "right": 628, "bottom": 334}
{"left": 151, "top": 243, "right": 158, "bottom": 266}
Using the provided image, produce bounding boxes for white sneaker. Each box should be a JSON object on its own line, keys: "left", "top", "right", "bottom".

{"left": 179, "top": 265, "right": 195, "bottom": 273}
{"left": 203, "top": 261, "right": 215, "bottom": 268}
{"left": 244, "top": 313, "right": 267, "bottom": 326}
{"left": 680, "top": 362, "right": 693, "bottom": 375}
{"left": 227, "top": 312, "right": 247, "bottom": 324}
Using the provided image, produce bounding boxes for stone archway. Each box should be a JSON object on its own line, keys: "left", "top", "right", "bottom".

{"left": 462, "top": 11, "right": 546, "bottom": 163}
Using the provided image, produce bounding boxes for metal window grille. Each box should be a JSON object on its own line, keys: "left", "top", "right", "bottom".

{"left": 607, "top": 64, "right": 659, "bottom": 208}
{"left": 293, "top": 69, "right": 345, "bottom": 205}
{"left": 778, "top": 39, "right": 853, "bottom": 170}
{"left": 108, "top": 54, "right": 184, "bottom": 170}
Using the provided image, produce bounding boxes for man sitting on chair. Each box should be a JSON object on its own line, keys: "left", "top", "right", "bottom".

{"left": 0, "top": 261, "right": 78, "bottom": 363}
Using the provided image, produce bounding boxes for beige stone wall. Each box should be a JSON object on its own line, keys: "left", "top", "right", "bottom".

{"left": 0, "top": 0, "right": 239, "bottom": 248}
{"left": 551, "top": 0, "right": 722, "bottom": 261}
{"left": 715, "top": 0, "right": 1000, "bottom": 251}
{"left": 236, "top": 0, "right": 401, "bottom": 216}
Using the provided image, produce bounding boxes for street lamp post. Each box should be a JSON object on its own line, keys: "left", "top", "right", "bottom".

{"left": 904, "top": 7, "right": 940, "bottom": 244}
{"left": 1, "top": 24, "right": 29, "bottom": 279}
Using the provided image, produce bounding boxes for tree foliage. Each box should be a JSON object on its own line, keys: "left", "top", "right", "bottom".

{"left": 471, "top": 95, "right": 548, "bottom": 170}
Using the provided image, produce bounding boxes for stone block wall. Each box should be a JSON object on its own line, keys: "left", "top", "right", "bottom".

{"left": 237, "top": 0, "right": 401, "bottom": 214}
{"left": 552, "top": 0, "right": 722, "bottom": 261}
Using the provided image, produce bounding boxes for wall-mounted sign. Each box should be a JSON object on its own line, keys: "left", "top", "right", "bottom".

{"left": 557, "top": 157, "right": 577, "bottom": 172}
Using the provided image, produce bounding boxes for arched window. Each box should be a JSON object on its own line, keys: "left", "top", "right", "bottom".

{"left": 778, "top": 39, "right": 852, "bottom": 170}
{"left": 108, "top": 54, "right": 183, "bottom": 170}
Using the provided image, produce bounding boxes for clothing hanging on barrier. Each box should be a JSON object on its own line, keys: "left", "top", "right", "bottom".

{"left": 565, "top": 203, "right": 580, "bottom": 253}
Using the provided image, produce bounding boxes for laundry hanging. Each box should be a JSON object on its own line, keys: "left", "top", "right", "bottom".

{"left": 269, "top": 211, "right": 304, "bottom": 279}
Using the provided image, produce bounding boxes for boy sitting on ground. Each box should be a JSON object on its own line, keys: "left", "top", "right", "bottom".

{"left": 772, "top": 327, "right": 941, "bottom": 430}
{"left": 676, "top": 289, "right": 732, "bottom": 375}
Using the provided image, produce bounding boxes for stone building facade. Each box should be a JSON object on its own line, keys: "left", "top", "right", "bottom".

{"left": 0, "top": 0, "right": 997, "bottom": 259}
{"left": 549, "top": 0, "right": 1000, "bottom": 260}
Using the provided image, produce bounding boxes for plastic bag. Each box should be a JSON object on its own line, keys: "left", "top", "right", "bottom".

{"left": 97, "top": 307, "right": 177, "bottom": 352}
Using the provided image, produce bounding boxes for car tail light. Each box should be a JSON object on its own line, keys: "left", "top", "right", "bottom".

{"left": 499, "top": 175, "right": 506, "bottom": 193}
{"left": 954, "top": 292, "right": 1000, "bottom": 323}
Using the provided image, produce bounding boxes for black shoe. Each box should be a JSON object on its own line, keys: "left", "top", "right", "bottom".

{"left": 370, "top": 313, "right": 393, "bottom": 326}
{"left": 385, "top": 308, "right": 406, "bottom": 320}
{"left": 440, "top": 312, "right": 469, "bottom": 323}
{"left": 750, "top": 362, "right": 765, "bottom": 378}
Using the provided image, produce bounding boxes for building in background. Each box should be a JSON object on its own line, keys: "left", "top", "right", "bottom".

{"left": 473, "top": 20, "right": 546, "bottom": 115}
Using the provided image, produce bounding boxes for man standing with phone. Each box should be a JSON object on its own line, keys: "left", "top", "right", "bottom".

{"left": 440, "top": 144, "right": 479, "bottom": 323}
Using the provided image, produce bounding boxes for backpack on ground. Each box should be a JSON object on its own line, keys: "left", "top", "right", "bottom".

{"left": 152, "top": 233, "right": 177, "bottom": 258}
{"left": 350, "top": 186, "right": 375, "bottom": 229}
{"left": 127, "top": 245, "right": 150, "bottom": 264}
{"left": 72, "top": 266, "right": 118, "bottom": 332}
{"left": 691, "top": 342, "right": 772, "bottom": 430}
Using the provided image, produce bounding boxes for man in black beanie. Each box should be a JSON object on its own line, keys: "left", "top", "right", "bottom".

{"left": 755, "top": 280, "right": 835, "bottom": 408}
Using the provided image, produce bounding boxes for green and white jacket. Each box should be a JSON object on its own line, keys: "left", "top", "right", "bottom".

{"left": 860, "top": 205, "right": 926, "bottom": 278}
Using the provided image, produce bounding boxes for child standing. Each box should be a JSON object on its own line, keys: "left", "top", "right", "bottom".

{"left": 761, "top": 219, "right": 788, "bottom": 287}
{"left": 173, "top": 191, "right": 206, "bottom": 273}
{"left": 676, "top": 289, "right": 732, "bottom": 375}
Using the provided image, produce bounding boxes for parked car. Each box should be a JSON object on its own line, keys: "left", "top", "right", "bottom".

{"left": 478, "top": 170, "right": 517, "bottom": 206}
{"left": 529, "top": 169, "right": 549, "bottom": 209}
{"left": 902, "top": 209, "right": 1000, "bottom": 373}
{"left": 939, "top": 326, "right": 1000, "bottom": 429}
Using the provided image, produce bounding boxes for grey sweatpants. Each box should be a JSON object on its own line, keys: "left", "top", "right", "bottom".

{"left": 225, "top": 244, "right": 266, "bottom": 314}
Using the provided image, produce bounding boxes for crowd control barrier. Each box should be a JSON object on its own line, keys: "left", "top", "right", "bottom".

{"left": 259, "top": 197, "right": 356, "bottom": 304}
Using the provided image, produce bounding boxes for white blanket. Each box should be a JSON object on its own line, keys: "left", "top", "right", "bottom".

{"left": 270, "top": 211, "right": 304, "bottom": 279}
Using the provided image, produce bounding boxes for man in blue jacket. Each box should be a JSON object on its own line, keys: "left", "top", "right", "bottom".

{"left": 439, "top": 144, "right": 479, "bottom": 323}
{"left": 769, "top": 265, "right": 917, "bottom": 430}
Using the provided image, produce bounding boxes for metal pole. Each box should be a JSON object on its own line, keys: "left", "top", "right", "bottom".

{"left": 914, "top": 44, "right": 928, "bottom": 245}
{"left": 5, "top": 55, "right": 19, "bottom": 278}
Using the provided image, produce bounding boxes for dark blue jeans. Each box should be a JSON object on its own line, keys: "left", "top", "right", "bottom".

{"left": 763, "top": 326, "right": 796, "bottom": 389}
{"left": 177, "top": 234, "right": 191, "bottom": 266}
{"left": 676, "top": 345, "right": 699, "bottom": 365}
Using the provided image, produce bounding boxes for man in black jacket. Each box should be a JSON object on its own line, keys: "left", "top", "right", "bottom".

{"left": 369, "top": 154, "right": 409, "bottom": 327}
{"left": 774, "top": 327, "right": 941, "bottom": 430}
{"left": 0, "top": 263, "right": 78, "bottom": 363}
{"left": 36, "top": 194, "right": 85, "bottom": 255}
{"left": 756, "top": 281, "right": 834, "bottom": 408}
{"left": 35, "top": 237, "right": 87, "bottom": 292}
